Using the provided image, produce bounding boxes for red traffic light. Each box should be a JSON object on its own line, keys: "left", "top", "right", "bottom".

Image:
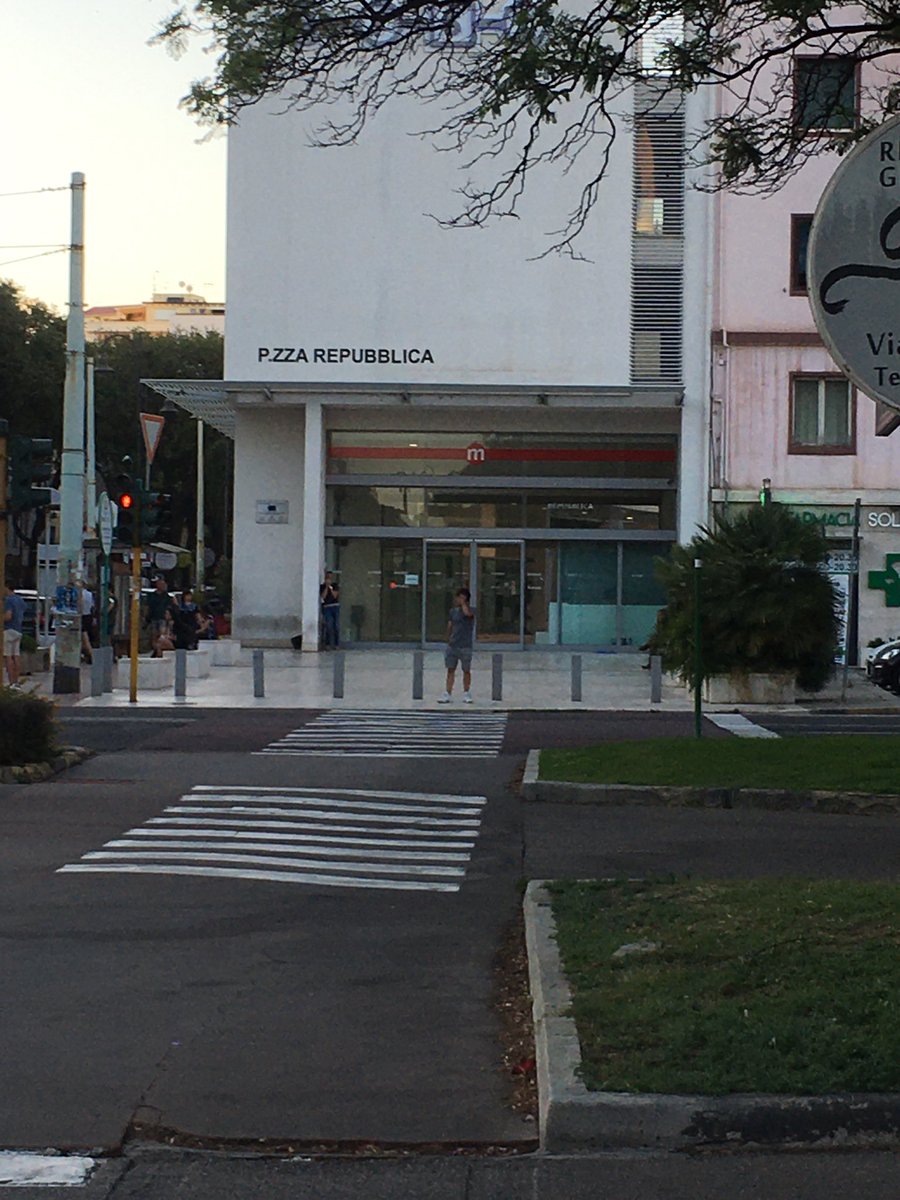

{"left": 119, "top": 492, "right": 134, "bottom": 510}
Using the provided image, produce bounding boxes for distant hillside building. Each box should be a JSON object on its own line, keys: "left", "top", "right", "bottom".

{"left": 86, "top": 293, "right": 225, "bottom": 341}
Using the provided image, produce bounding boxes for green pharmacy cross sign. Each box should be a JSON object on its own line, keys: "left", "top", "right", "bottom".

{"left": 868, "top": 554, "right": 900, "bottom": 606}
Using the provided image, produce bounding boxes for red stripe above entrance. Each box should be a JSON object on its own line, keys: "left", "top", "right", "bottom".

{"left": 329, "top": 446, "right": 676, "bottom": 462}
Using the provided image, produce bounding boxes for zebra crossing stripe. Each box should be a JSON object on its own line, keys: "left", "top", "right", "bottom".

{"left": 254, "top": 710, "right": 508, "bottom": 757}
{"left": 57, "top": 785, "right": 487, "bottom": 893}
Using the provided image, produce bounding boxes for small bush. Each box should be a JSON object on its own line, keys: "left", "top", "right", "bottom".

{"left": 20, "top": 634, "right": 37, "bottom": 654}
{"left": 0, "top": 689, "right": 59, "bottom": 765}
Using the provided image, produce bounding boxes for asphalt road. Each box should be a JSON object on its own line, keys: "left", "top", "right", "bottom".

{"left": 2, "top": 707, "right": 898, "bottom": 1198}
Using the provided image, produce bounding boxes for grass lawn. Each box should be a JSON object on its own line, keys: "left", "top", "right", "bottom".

{"left": 550, "top": 878, "right": 900, "bottom": 1095}
{"left": 539, "top": 735, "right": 900, "bottom": 793}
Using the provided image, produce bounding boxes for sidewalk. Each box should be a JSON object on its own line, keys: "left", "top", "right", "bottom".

{"left": 18, "top": 646, "right": 900, "bottom": 712}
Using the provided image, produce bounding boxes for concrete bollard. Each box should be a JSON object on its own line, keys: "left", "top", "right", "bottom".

{"left": 571, "top": 654, "right": 583, "bottom": 702}
{"left": 492, "top": 653, "right": 503, "bottom": 701}
{"left": 650, "top": 654, "right": 663, "bottom": 704}
{"left": 90, "top": 654, "right": 104, "bottom": 698}
{"left": 412, "top": 650, "right": 424, "bottom": 700}
{"left": 101, "top": 645, "right": 114, "bottom": 693}
{"left": 174, "top": 648, "right": 187, "bottom": 699}
{"left": 333, "top": 650, "right": 345, "bottom": 699}
{"left": 252, "top": 649, "right": 265, "bottom": 698}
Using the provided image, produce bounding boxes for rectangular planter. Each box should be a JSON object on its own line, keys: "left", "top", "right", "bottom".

{"left": 702, "top": 672, "right": 796, "bottom": 705}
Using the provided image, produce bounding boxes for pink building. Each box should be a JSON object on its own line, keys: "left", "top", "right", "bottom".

{"left": 711, "top": 58, "right": 900, "bottom": 661}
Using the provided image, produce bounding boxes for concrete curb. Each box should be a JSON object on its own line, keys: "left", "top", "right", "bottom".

{"left": 521, "top": 751, "right": 900, "bottom": 815}
{"left": 0, "top": 746, "right": 94, "bottom": 786}
{"left": 524, "top": 881, "right": 900, "bottom": 1151}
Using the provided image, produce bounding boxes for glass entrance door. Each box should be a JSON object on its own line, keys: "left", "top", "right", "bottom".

{"left": 423, "top": 540, "right": 524, "bottom": 646}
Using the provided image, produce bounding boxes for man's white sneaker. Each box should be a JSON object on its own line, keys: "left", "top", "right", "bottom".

{"left": 463, "top": 692, "right": 473, "bottom": 703}
{"left": 438, "top": 692, "right": 452, "bottom": 704}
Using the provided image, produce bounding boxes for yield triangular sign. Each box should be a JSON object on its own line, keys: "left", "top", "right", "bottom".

{"left": 140, "top": 413, "right": 166, "bottom": 464}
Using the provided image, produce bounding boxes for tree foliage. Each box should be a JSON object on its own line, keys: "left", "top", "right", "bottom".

{"left": 0, "top": 280, "right": 66, "bottom": 438}
{"left": 158, "top": 1, "right": 900, "bottom": 247}
{"left": 91, "top": 330, "right": 227, "bottom": 561}
{"left": 650, "top": 504, "right": 841, "bottom": 692}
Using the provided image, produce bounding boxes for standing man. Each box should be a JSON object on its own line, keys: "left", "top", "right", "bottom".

{"left": 146, "top": 576, "right": 171, "bottom": 657}
{"left": 439, "top": 587, "right": 475, "bottom": 703}
{"left": 79, "top": 581, "right": 95, "bottom": 664}
{"left": 3, "top": 580, "right": 25, "bottom": 689}
{"left": 320, "top": 570, "right": 341, "bottom": 649}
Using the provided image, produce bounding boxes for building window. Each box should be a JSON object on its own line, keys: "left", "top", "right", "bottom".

{"left": 790, "top": 214, "right": 813, "bottom": 294}
{"left": 790, "top": 376, "right": 855, "bottom": 453}
{"left": 793, "top": 57, "right": 858, "bottom": 133}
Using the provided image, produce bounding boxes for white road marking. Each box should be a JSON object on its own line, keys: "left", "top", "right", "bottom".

{"left": 106, "top": 839, "right": 471, "bottom": 863}
{"left": 58, "top": 785, "right": 488, "bottom": 894}
{"left": 706, "top": 713, "right": 781, "bottom": 738}
{"left": 255, "top": 710, "right": 508, "bottom": 757}
{"left": 164, "top": 805, "right": 481, "bottom": 827}
{"left": 191, "top": 785, "right": 487, "bottom": 805}
{"left": 168, "top": 793, "right": 484, "bottom": 816}
{"left": 124, "top": 827, "right": 474, "bottom": 850}
{"left": 0, "top": 1152, "right": 96, "bottom": 1186}
{"left": 146, "top": 816, "right": 477, "bottom": 839}
{"left": 58, "top": 863, "right": 461, "bottom": 892}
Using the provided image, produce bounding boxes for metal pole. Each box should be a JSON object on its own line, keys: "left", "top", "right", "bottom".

{"left": 693, "top": 558, "right": 703, "bottom": 738}
{"left": 53, "top": 171, "right": 86, "bottom": 695}
{"left": 570, "top": 654, "right": 582, "bottom": 702}
{"left": 253, "top": 649, "right": 265, "bottom": 697}
{"left": 90, "top": 654, "right": 103, "bottom": 697}
{"left": 0, "top": 421, "right": 7, "bottom": 597}
{"left": 128, "top": 548, "right": 140, "bottom": 703}
{"left": 492, "top": 652, "right": 503, "bottom": 701}
{"left": 650, "top": 654, "right": 663, "bottom": 704}
{"left": 85, "top": 358, "right": 96, "bottom": 537}
{"left": 196, "top": 418, "right": 205, "bottom": 595}
{"left": 174, "top": 647, "right": 187, "bottom": 698}
{"left": 841, "top": 497, "right": 862, "bottom": 702}
{"left": 333, "top": 649, "right": 345, "bottom": 699}
{"left": 101, "top": 644, "right": 114, "bottom": 693}
{"left": 412, "top": 649, "right": 424, "bottom": 700}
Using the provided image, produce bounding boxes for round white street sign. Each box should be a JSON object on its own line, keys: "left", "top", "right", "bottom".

{"left": 97, "top": 492, "right": 114, "bottom": 557}
{"left": 155, "top": 550, "right": 178, "bottom": 570}
{"left": 809, "top": 115, "right": 900, "bottom": 412}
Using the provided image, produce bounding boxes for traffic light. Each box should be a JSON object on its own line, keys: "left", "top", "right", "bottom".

{"left": 8, "top": 435, "right": 53, "bottom": 511}
{"left": 113, "top": 471, "right": 140, "bottom": 545}
{"left": 141, "top": 492, "right": 173, "bottom": 543}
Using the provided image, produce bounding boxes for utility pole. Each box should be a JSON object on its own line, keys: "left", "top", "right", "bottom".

{"left": 196, "top": 418, "right": 205, "bottom": 594}
{"left": 53, "top": 172, "right": 86, "bottom": 694}
{"left": 0, "top": 420, "right": 8, "bottom": 585}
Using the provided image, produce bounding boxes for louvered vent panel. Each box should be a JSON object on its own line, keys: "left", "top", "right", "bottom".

{"left": 631, "top": 85, "right": 685, "bottom": 385}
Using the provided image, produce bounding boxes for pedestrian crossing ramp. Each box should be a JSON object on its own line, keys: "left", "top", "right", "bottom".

{"left": 57, "top": 785, "right": 487, "bottom": 893}
{"left": 256, "top": 709, "right": 508, "bottom": 758}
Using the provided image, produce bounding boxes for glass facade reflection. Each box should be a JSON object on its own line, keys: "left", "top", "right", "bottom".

{"left": 326, "top": 429, "right": 675, "bottom": 646}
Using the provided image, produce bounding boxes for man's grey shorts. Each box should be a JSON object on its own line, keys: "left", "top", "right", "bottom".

{"left": 4, "top": 629, "right": 22, "bottom": 656}
{"left": 445, "top": 648, "right": 472, "bottom": 671}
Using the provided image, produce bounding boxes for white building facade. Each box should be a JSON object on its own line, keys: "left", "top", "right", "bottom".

{"left": 163, "top": 59, "right": 713, "bottom": 650}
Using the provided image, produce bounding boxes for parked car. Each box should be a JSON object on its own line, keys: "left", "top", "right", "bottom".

{"left": 867, "top": 638, "right": 900, "bottom": 692}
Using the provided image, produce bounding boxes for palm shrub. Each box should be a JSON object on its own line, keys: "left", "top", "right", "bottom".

{"left": 650, "top": 505, "right": 842, "bottom": 692}
{"left": 0, "top": 689, "right": 59, "bottom": 765}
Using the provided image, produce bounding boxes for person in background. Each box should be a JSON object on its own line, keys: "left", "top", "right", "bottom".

{"left": 172, "top": 589, "right": 200, "bottom": 651}
{"left": 3, "top": 581, "right": 26, "bottom": 689}
{"left": 320, "top": 570, "right": 341, "bottom": 649}
{"left": 146, "top": 577, "right": 172, "bottom": 657}
{"left": 80, "top": 582, "right": 95, "bottom": 664}
{"left": 438, "top": 587, "right": 476, "bottom": 703}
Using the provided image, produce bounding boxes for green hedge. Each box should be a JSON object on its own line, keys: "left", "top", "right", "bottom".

{"left": 0, "top": 688, "right": 59, "bottom": 765}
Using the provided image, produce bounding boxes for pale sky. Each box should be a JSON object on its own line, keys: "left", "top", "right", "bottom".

{"left": 2, "top": 0, "right": 226, "bottom": 313}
